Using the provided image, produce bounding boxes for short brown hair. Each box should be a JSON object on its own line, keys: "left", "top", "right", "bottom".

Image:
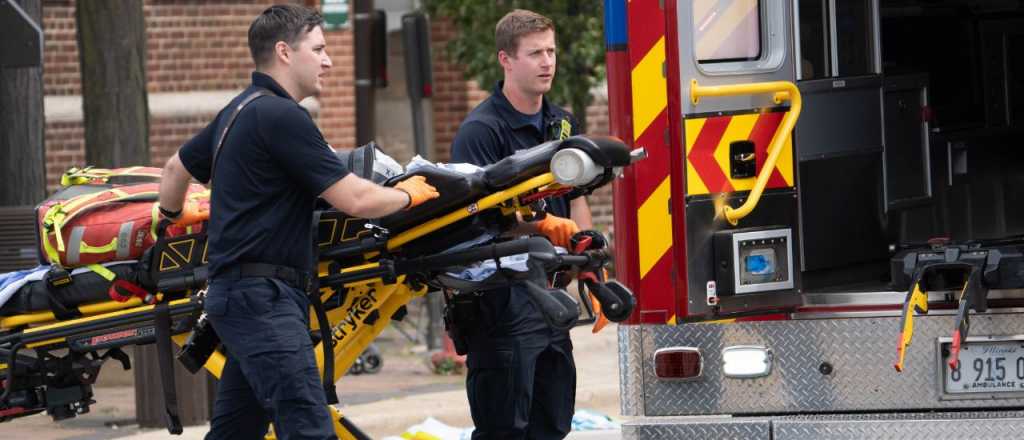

{"left": 248, "top": 5, "right": 324, "bottom": 68}
{"left": 495, "top": 9, "right": 555, "bottom": 56}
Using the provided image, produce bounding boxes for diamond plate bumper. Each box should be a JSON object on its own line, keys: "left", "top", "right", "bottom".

{"left": 619, "top": 313, "right": 1024, "bottom": 416}
{"left": 624, "top": 411, "right": 1024, "bottom": 439}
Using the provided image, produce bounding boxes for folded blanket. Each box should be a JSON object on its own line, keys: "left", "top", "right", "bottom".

{"left": 0, "top": 265, "right": 50, "bottom": 310}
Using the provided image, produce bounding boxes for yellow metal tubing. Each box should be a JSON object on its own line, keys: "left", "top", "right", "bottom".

{"left": 19, "top": 298, "right": 189, "bottom": 335}
{"left": 690, "top": 79, "right": 802, "bottom": 226}
{"left": 26, "top": 337, "right": 67, "bottom": 349}
{"left": 387, "top": 173, "right": 556, "bottom": 250}
{"left": 1, "top": 297, "right": 146, "bottom": 329}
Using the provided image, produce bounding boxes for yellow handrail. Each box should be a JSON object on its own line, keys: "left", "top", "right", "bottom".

{"left": 690, "top": 79, "right": 802, "bottom": 225}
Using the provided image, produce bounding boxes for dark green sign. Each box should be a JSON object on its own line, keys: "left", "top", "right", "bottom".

{"left": 321, "top": 0, "right": 349, "bottom": 30}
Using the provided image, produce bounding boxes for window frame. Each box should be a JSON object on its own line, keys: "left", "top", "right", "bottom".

{"left": 691, "top": 0, "right": 789, "bottom": 76}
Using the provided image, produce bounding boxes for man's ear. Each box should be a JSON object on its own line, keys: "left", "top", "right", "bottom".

{"left": 274, "top": 41, "right": 292, "bottom": 66}
{"left": 498, "top": 50, "right": 512, "bottom": 70}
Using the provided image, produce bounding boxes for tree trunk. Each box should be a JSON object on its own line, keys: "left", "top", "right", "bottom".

{"left": 0, "top": 0, "right": 45, "bottom": 206}
{"left": 75, "top": 1, "right": 214, "bottom": 427}
{"left": 75, "top": 0, "right": 150, "bottom": 167}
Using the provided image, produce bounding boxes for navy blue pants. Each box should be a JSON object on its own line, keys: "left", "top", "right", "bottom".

{"left": 466, "top": 331, "right": 576, "bottom": 440}
{"left": 203, "top": 277, "right": 336, "bottom": 440}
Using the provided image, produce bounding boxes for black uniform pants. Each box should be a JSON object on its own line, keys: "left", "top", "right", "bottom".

{"left": 203, "top": 277, "right": 336, "bottom": 440}
{"left": 466, "top": 331, "right": 576, "bottom": 440}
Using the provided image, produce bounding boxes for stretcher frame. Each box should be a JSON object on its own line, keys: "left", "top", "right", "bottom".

{"left": 0, "top": 167, "right": 628, "bottom": 439}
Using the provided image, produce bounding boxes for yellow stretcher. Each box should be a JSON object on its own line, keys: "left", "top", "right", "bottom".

{"left": 0, "top": 135, "right": 641, "bottom": 439}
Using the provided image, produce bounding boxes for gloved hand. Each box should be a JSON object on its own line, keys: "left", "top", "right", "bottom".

{"left": 170, "top": 200, "right": 209, "bottom": 227}
{"left": 535, "top": 215, "right": 580, "bottom": 248}
{"left": 394, "top": 175, "right": 440, "bottom": 209}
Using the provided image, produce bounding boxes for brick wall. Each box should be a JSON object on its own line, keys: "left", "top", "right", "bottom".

{"left": 318, "top": 29, "right": 356, "bottom": 150}
{"left": 44, "top": 121, "right": 86, "bottom": 185}
{"left": 39, "top": 1, "right": 614, "bottom": 234}
{"left": 40, "top": 0, "right": 354, "bottom": 190}
{"left": 428, "top": 19, "right": 480, "bottom": 163}
{"left": 583, "top": 96, "right": 614, "bottom": 237}
{"left": 42, "top": 0, "right": 263, "bottom": 96}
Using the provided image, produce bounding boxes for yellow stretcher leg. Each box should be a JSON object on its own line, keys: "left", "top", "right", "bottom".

{"left": 894, "top": 282, "right": 929, "bottom": 372}
{"left": 949, "top": 267, "right": 985, "bottom": 370}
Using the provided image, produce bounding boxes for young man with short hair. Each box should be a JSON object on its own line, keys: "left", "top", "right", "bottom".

{"left": 158, "top": 5, "right": 438, "bottom": 439}
{"left": 451, "top": 9, "right": 591, "bottom": 439}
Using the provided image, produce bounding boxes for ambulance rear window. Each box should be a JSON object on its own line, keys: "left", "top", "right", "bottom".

{"left": 693, "top": 0, "right": 763, "bottom": 64}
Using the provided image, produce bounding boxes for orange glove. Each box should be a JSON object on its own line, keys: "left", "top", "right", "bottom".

{"left": 169, "top": 200, "right": 209, "bottom": 227}
{"left": 590, "top": 293, "right": 610, "bottom": 334}
{"left": 394, "top": 175, "right": 440, "bottom": 209}
{"left": 535, "top": 215, "right": 580, "bottom": 248}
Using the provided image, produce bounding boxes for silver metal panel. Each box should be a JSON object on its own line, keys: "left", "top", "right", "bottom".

{"left": 870, "top": 0, "right": 881, "bottom": 74}
{"left": 637, "top": 314, "right": 1024, "bottom": 416}
{"left": 619, "top": 324, "right": 644, "bottom": 416}
{"left": 792, "top": 0, "right": 802, "bottom": 80}
{"left": 774, "top": 411, "right": 1024, "bottom": 439}
{"left": 623, "top": 416, "right": 771, "bottom": 440}
{"left": 827, "top": 0, "right": 838, "bottom": 76}
{"left": 677, "top": 0, "right": 796, "bottom": 115}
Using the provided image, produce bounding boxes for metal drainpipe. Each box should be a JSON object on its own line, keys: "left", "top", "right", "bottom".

{"left": 354, "top": 0, "right": 375, "bottom": 145}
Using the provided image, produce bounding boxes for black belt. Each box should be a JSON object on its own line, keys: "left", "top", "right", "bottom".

{"left": 217, "top": 263, "right": 311, "bottom": 291}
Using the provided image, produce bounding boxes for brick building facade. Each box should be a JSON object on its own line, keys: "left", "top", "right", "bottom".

{"left": 38, "top": 0, "right": 614, "bottom": 233}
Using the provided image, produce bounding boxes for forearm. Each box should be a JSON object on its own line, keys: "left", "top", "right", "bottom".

{"left": 349, "top": 186, "right": 410, "bottom": 218}
{"left": 158, "top": 153, "right": 194, "bottom": 212}
{"left": 571, "top": 197, "right": 593, "bottom": 230}
{"left": 321, "top": 174, "right": 410, "bottom": 218}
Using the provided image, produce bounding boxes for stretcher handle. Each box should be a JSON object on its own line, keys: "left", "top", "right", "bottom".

{"left": 398, "top": 236, "right": 555, "bottom": 274}
{"left": 690, "top": 79, "right": 802, "bottom": 225}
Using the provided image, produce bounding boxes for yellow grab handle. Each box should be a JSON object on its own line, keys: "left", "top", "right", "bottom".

{"left": 690, "top": 79, "right": 802, "bottom": 225}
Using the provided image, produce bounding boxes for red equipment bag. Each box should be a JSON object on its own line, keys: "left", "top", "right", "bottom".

{"left": 36, "top": 167, "right": 209, "bottom": 267}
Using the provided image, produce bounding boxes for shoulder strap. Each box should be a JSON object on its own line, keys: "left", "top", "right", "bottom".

{"left": 309, "top": 210, "right": 339, "bottom": 405}
{"left": 209, "top": 87, "right": 273, "bottom": 184}
{"left": 153, "top": 303, "right": 183, "bottom": 434}
{"left": 61, "top": 166, "right": 163, "bottom": 187}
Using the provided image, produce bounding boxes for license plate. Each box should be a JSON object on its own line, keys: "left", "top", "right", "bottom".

{"left": 943, "top": 339, "right": 1024, "bottom": 395}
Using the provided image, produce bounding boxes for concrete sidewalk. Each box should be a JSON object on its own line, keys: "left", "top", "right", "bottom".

{"left": 6, "top": 325, "right": 626, "bottom": 439}
{"left": 118, "top": 326, "right": 624, "bottom": 439}
{"left": 123, "top": 325, "right": 625, "bottom": 439}
{"left": 118, "top": 424, "right": 622, "bottom": 439}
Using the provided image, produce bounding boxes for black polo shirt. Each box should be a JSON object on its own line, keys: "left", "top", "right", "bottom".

{"left": 450, "top": 81, "right": 580, "bottom": 337}
{"left": 451, "top": 81, "right": 580, "bottom": 218}
{"left": 179, "top": 72, "right": 348, "bottom": 278}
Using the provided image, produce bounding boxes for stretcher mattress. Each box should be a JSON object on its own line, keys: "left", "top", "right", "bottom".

{"left": 0, "top": 263, "right": 137, "bottom": 316}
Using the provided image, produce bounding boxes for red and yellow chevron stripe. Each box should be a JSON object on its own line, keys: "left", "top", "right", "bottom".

{"left": 685, "top": 111, "right": 794, "bottom": 195}
{"left": 626, "top": 0, "right": 676, "bottom": 324}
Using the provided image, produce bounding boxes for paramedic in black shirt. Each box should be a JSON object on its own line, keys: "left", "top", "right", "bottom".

{"left": 157, "top": 5, "right": 438, "bottom": 440}
{"left": 450, "top": 9, "right": 593, "bottom": 440}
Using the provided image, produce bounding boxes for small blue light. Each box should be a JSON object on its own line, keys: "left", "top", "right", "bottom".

{"left": 746, "top": 255, "right": 772, "bottom": 275}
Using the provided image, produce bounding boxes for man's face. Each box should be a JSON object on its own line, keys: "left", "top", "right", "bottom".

{"left": 287, "top": 26, "right": 332, "bottom": 99}
{"left": 501, "top": 29, "right": 556, "bottom": 97}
